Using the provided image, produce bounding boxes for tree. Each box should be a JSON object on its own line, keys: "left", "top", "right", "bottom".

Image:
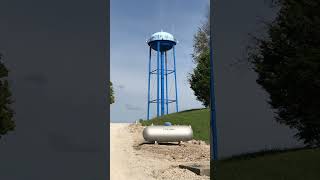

{"left": 109, "top": 81, "right": 115, "bottom": 104}
{"left": 248, "top": 0, "right": 320, "bottom": 147}
{"left": 189, "top": 13, "right": 210, "bottom": 107}
{"left": 0, "top": 54, "right": 15, "bottom": 139}
{"left": 189, "top": 49, "right": 210, "bottom": 107}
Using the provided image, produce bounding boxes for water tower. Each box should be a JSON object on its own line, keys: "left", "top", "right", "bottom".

{"left": 146, "top": 31, "right": 179, "bottom": 120}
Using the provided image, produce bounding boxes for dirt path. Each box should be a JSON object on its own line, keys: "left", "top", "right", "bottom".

{"left": 110, "top": 123, "right": 210, "bottom": 180}
{"left": 110, "top": 123, "right": 153, "bottom": 180}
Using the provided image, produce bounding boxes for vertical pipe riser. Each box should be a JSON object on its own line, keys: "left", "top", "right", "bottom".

{"left": 157, "top": 42, "right": 160, "bottom": 118}
{"left": 210, "top": 17, "right": 219, "bottom": 160}
{"left": 165, "top": 51, "right": 169, "bottom": 114}
{"left": 161, "top": 52, "right": 165, "bottom": 116}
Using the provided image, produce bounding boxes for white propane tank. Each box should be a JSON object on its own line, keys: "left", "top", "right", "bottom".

{"left": 143, "top": 125, "right": 193, "bottom": 143}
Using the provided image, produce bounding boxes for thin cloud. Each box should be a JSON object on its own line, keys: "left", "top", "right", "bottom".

{"left": 125, "top": 104, "right": 143, "bottom": 111}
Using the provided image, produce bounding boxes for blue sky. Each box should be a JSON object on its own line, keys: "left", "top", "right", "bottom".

{"left": 110, "top": 0, "right": 209, "bottom": 122}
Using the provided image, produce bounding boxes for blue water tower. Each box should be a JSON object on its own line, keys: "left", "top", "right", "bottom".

{"left": 146, "top": 31, "right": 179, "bottom": 120}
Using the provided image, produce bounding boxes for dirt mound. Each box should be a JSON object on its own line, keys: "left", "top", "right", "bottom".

{"left": 155, "top": 166, "right": 208, "bottom": 180}
{"left": 138, "top": 142, "right": 209, "bottom": 162}
{"left": 129, "top": 123, "right": 210, "bottom": 173}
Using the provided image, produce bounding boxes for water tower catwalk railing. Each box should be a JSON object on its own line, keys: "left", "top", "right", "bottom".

{"left": 147, "top": 31, "right": 179, "bottom": 120}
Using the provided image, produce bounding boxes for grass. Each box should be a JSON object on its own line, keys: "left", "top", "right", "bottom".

{"left": 140, "top": 108, "right": 210, "bottom": 143}
{"left": 212, "top": 147, "right": 320, "bottom": 180}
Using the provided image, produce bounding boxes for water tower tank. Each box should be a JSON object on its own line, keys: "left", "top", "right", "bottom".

{"left": 147, "top": 31, "right": 177, "bottom": 51}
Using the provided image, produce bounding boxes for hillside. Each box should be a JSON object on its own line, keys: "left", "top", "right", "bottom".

{"left": 140, "top": 108, "right": 210, "bottom": 143}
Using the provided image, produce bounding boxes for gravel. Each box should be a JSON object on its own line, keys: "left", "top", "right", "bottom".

{"left": 110, "top": 123, "right": 210, "bottom": 180}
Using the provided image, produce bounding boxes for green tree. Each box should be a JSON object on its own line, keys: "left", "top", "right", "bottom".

{"left": 248, "top": 0, "right": 320, "bottom": 146}
{"left": 109, "top": 81, "right": 115, "bottom": 104}
{"left": 0, "top": 54, "right": 15, "bottom": 138}
{"left": 189, "top": 13, "right": 210, "bottom": 107}
{"left": 189, "top": 49, "right": 210, "bottom": 107}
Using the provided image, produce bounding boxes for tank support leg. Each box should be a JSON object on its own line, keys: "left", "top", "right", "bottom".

{"left": 173, "top": 46, "right": 179, "bottom": 112}
{"left": 147, "top": 47, "right": 151, "bottom": 120}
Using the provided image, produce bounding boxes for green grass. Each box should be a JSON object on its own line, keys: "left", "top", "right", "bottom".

{"left": 140, "top": 108, "right": 210, "bottom": 143}
{"left": 212, "top": 148, "right": 320, "bottom": 180}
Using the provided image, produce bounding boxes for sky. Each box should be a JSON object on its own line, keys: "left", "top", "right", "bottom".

{"left": 110, "top": 0, "right": 209, "bottom": 122}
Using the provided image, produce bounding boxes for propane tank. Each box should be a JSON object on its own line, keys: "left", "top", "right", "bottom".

{"left": 143, "top": 125, "right": 193, "bottom": 143}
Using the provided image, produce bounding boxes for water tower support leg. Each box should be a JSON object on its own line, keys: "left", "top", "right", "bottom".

{"left": 173, "top": 46, "right": 179, "bottom": 112}
{"left": 147, "top": 47, "right": 151, "bottom": 120}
